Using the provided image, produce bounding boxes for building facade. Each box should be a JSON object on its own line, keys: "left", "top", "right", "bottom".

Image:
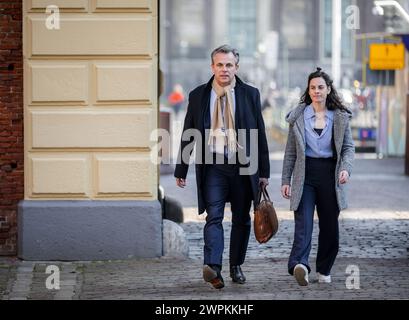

{"left": 160, "top": 0, "right": 390, "bottom": 96}
{"left": 0, "top": 0, "right": 23, "bottom": 255}
{"left": 161, "top": 0, "right": 408, "bottom": 158}
{"left": 1, "top": 0, "right": 162, "bottom": 259}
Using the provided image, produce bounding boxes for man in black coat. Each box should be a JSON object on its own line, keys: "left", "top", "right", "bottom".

{"left": 174, "top": 45, "right": 270, "bottom": 289}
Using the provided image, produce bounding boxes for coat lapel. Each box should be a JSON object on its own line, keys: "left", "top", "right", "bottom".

{"left": 333, "top": 109, "right": 347, "bottom": 155}
{"left": 233, "top": 78, "right": 247, "bottom": 161}
{"left": 295, "top": 111, "right": 306, "bottom": 150}
{"left": 234, "top": 77, "right": 245, "bottom": 130}
{"left": 201, "top": 77, "right": 213, "bottom": 131}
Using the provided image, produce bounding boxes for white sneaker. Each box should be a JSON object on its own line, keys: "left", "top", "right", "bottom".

{"left": 317, "top": 272, "right": 332, "bottom": 283}
{"left": 293, "top": 264, "right": 309, "bottom": 286}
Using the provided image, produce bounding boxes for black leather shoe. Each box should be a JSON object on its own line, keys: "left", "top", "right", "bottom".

{"left": 203, "top": 265, "right": 224, "bottom": 289}
{"left": 230, "top": 265, "right": 246, "bottom": 284}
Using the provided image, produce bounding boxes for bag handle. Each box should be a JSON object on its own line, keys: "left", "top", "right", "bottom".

{"left": 257, "top": 184, "right": 271, "bottom": 204}
{"left": 257, "top": 186, "right": 263, "bottom": 204}
{"left": 262, "top": 187, "right": 271, "bottom": 202}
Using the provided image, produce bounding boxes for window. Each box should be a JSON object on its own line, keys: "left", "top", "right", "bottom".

{"left": 280, "top": 0, "right": 316, "bottom": 59}
{"left": 170, "top": 0, "right": 210, "bottom": 58}
{"left": 228, "top": 0, "right": 257, "bottom": 57}
{"left": 322, "top": 0, "right": 355, "bottom": 60}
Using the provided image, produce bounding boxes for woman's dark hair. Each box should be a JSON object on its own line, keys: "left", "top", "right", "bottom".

{"left": 300, "top": 67, "right": 346, "bottom": 111}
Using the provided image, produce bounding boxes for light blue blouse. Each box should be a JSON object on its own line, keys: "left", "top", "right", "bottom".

{"left": 304, "top": 104, "right": 334, "bottom": 158}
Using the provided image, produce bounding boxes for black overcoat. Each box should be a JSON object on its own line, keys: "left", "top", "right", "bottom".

{"left": 174, "top": 76, "right": 270, "bottom": 214}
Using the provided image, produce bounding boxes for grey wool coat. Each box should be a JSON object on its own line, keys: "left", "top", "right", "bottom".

{"left": 281, "top": 104, "right": 355, "bottom": 211}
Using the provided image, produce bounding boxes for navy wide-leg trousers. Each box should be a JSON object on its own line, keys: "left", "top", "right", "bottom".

{"left": 203, "top": 164, "right": 252, "bottom": 268}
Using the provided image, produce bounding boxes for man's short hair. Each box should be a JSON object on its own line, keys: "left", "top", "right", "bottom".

{"left": 211, "top": 45, "right": 240, "bottom": 65}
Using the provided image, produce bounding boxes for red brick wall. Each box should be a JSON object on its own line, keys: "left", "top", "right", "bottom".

{"left": 0, "top": 1, "right": 23, "bottom": 255}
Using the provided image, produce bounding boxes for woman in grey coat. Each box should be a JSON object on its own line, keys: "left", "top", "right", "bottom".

{"left": 281, "top": 68, "right": 355, "bottom": 286}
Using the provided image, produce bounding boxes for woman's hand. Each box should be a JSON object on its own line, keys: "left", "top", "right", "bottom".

{"left": 339, "top": 170, "right": 349, "bottom": 184}
{"left": 281, "top": 185, "right": 291, "bottom": 199}
{"left": 176, "top": 178, "right": 186, "bottom": 188}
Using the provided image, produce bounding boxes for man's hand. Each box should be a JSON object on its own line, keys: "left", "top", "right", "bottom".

{"left": 259, "top": 178, "right": 269, "bottom": 188}
{"left": 176, "top": 178, "right": 186, "bottom": 188}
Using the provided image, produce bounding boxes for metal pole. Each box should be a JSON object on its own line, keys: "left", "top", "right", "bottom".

{"left": 332, "top": 0, "right": 342, "bottom": 87}
{"left": 406, "top": 93, "right": 409, "bottom": 175}
{"left": 284, "top": 42, "right": 289, "bottom": 89}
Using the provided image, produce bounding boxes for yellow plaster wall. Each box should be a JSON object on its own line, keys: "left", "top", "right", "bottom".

{"left": 24, "top": 0, "right": 158, "bottom": 200}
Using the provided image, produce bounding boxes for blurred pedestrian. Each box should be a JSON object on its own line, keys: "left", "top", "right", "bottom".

{"left": 168, "top": 84, "right": 185, "bottom": 117}
{"left": 281, "top": 68, "right": 355, "bottom": 286}
{"left": 174, "top": 45, "right": 270, "bottom": 289}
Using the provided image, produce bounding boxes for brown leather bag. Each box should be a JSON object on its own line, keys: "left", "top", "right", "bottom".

{"left": 254, "top": 186, "right": 279, "bottom": 244}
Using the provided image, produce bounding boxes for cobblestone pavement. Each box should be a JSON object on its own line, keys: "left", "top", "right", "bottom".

{"left": 1, "top": 218, "right": 407, "bottom": 300}
{"left": 0, "top": 158, "right": 408, "bottom": 300}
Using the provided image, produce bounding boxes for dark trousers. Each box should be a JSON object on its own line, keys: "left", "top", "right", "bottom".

{"left": 203, "top": 164, "right": 252, "bottom": 268}
{"left": 288, "top": 157, "right": 340, "bottom": 276}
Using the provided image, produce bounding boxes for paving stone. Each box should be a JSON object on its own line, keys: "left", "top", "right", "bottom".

{"left": 0, "top": 159, "right": 408, "bottom": 300}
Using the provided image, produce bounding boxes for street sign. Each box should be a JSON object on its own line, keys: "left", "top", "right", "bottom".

{"left": 369, "top": 43, "right": 405, "bottom": 70}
